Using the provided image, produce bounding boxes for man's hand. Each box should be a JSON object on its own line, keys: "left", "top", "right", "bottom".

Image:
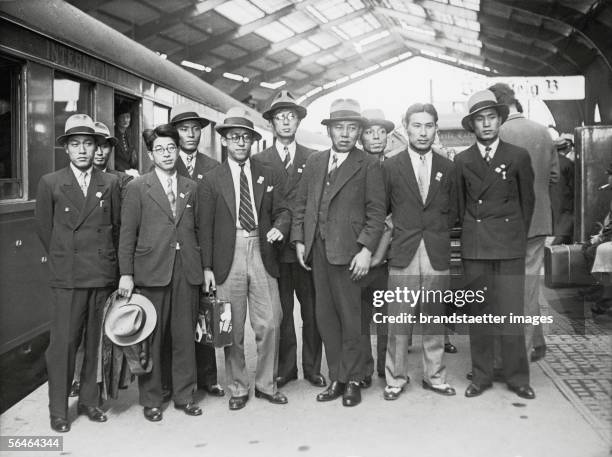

{"left": 266, "top": 227, "right": 284, "bottom": 243}
{"left": 203, "top": 268, "right": 216, "bottom": 293}
{"left": 118, "top": 275, "right": 134, "bottom": 298}
{"left": 295, "top": 242, "right": 311, "bottom": 271}
{"left": 349, "top": 247, "right": 372, "bottom": 281}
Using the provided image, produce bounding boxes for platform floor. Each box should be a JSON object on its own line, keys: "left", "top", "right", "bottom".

{"left": 1, "top": 285, "right": 610, "bottom": 457}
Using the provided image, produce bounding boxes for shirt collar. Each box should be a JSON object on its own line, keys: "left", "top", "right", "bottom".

{"left": 180, "top": 149, "right": 197, "bottom": 162}
{"left": 407, "top": 146, "right": 432, "bottom": 160}
{"left": 477, "top": 137, "right": 500, "bottom": 158}
{"left": 228, "top": 157, "right": 251, "bottom": 172}
{"left": 275, "top": 141, "right": 296, "bottom": 160}
{"left": 331, "top": 146, "right": 351, "bottom": 155}
{"left": 70, "top": 163, "right": 93, "bottom": 179}
{"left": 154, "top": 167, "right": 177, "bottom": 185}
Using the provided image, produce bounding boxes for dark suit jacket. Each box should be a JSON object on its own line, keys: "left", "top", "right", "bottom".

{"left": 455, "top": 140, "right": 535, "bottom": 260}
{"left": 200, "top": 159, "right": 291, "bottom": 284}
{"left": 176, "top": 151, "right": 219, "bottom": 184}
{"left": 35, "top": 166, "right": 121, "bottom": 288}
{"left": 119, "top": 171, "right": 204, "bottom": 286}
{"left": 291, "top": 147, "right": 386, "bottom": 265}
{"left": 252, "top": 143, "right": 315, "bottom": 263}
{"left": 384, "top": 149, "right": 457, "bottom": 271}
{"left": 107, "top": 169, "right": 133, "bottom": 201}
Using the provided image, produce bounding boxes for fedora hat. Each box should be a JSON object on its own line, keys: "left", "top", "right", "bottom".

{"left": 361, "top": 108, "right": 395, "bottom": 132}
{"left": 215, "top": 106, "right": 262, "bottom": 141}
{"left": 94, "top": 121, "right": 118, "bottom": 147}
{"left": 321, "top": 98, "right": 365, "bottom": 126}
{"left": 104, "top": 292, "right": 157, "bottom": 346}
{"left": 262, "top": 90, "right": 307, "bottom": 121}
{"left": 56, "top": 113, "right": 107, "bottom": 145}
{"left": 461, "top": 90, "right": 509, "bottom": 132}
{"left": 170, "top": 103, "right": 210, "bottom": 128}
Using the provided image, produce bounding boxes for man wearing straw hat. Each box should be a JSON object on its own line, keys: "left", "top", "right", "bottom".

{"left": 200, "top": 107, "right": 291, "bottom": 410}
{"left": 36, "top": 113, "right": 121, "bottom": 432}
{"left": 455, "top": 90, "right": 536, "bottom": 400}
{"left": 253, "top": 90, "right": 325, "bottom": 389}
{"left": 291, "top": 99, "right": 386, "bottom": 407}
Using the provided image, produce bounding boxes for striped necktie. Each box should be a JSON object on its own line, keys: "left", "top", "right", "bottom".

{"left": 484, "top": 146, "right": 492, "bottom": 165}
{"left": 79, "top": 171, "right": 89, "bottom": 196}
{"left": 417, "top": 154, "right": 429, "bottom": 203}
{"left": 327, "top": 153, "right": 338, "bottom": 184}
{"left": 282, "top": 146, "right": 291, "bottom": 169}
{"left": 185, "top": 153, "right": 194, "bottom": 177}
{"left": 166, "top": 176, "right": 176, "bottom": 218}
{"left": 238, "top": 163, "right": 256, "bottom": 232}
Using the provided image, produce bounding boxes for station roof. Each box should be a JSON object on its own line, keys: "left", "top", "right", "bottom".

{"left": 67, "top": 0, "right": 612, "bottom": 110}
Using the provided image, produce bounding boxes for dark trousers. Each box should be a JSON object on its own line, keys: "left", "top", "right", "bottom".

{"left": 138, "top": 255, "right": 198, "bottom": 407}
{"left": 47, "top": 287, "right": 112, "bottom": 419}
{"left": 312, "top": 236, "right": 364, "bottom": 383}
{"left": 195, "top": 341, "right": 218, "bottom": 387}
{"left": 361, "top": 265, "right": 389, "bottom": 377}
{"left": 463, "top": 258, "right": 529, "bottom": 387}
{"left": 277, "top": 261, "right": 322, "bottom": 379}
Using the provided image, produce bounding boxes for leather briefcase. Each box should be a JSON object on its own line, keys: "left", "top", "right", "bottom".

{"left": 195, "top": 290, "right": 233, "bottom": 348}
{"left": 544, "top": 244, "right": 594, "bottom": 288}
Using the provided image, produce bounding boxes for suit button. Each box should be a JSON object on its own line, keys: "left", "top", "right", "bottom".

{"left": 478, "top": 200, "right": 483, "bottom": 204}
{"left": 505, "top": 218, "right": 509, "bottom": 222}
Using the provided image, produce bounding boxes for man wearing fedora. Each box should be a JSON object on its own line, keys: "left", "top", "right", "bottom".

{"left": 93, "top": 121, "right": 134, "bottom": 200}
{"left": 455, "top": 90, "right": 535, "bottom": 399}
{"left": 36, "top": 113, "right": 121, "bottom": 432}
{"left": 252, "top": 90, "right": 325, "bottom": 389}
{"left": 382, "top": 103, "right": 457, "bottom": 400}
{"left": 169, "top": 103, "right": 224, "bottom": 398}
{"left": 291, "top": 99, "right": 386, "bottom": 407}
{"left": 200, "top": 107, "right": 291, "bottom": 410}
{"left": 118, "top": 124, "right": 203, "bottom": 421}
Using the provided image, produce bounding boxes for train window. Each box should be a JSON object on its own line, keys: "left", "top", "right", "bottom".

{"left": 114, "top": 95, "right": 139, "bottom": 172}
{"left": 153, "top": 104, "right": 169, "bottom": 126}
{"left": 0, "top": 56, "right": 22, "bottom": 200}
{"left": 53, "top": 73, "right": 92, "bottom": 171}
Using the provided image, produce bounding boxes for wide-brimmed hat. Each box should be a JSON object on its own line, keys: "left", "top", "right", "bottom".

{"left": 262, "top": 90, "right": 307, "bottom": 121}
{"left": 56, "top": 114, "right": 107, "bottom": 145}
{"left": 104, "top": 292, "right": 157, "bottom": 346}
{"left": 321, "top": 98, "right": 365, "bottom": 126}
{"left": 361, "top": 108, "right": 395, "bottom": 132}
{"left": 461, "top": 90, "right": 509, "bottom": 132}
{"left": 170, "top": 103, "right": 210, "bottom": 128}
{"left": 94, "top": 121, "right": 118, "bottom": 147}
{"left": 215, "top": 107, "right": 262, "bottom": 141}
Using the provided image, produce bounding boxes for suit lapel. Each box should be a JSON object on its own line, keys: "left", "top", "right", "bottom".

{"left": 424, "top": 152, "right": 444, "bottom": 207}
{"left": 327, "top": 148, "right": 363, "bottom": 200}
{"left": 174, "top": 176, "right": 192, "bottom": 225}
{"left": 146, "top": 172, "right": 175, "bottom": 221}
{"left": 76, "top": 168, "right": 105, "bottom": 227}
{"left": 219, "top": 162, "right": 236, "bottom": 223}
{"left": 462, "top": 145, "right": 488, "bottom": 188}
{"left": 292, "top": 144, "right": 309, "bottom": 177}
{"left": 60, "top": 167, "right": 86, "bottom": 211}
{"left": 250, "top": 159, "right": 265, "bottom": 214}
{"left": 176, "top": 155, "right": 189, "bottom": 178}
{"left": 312, "top": 150, "right": 330, "bottom": 205}
{"left": 478, "top": 142, "right": 512, "bottom": 196}
{"left": 397, "top": 149, "right": 422, "bottom": 204}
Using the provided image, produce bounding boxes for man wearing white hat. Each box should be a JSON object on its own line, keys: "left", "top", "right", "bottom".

{"left": 253, "top": 91, "right": 325, "bottom": 389}
{"left": 291, "top": 99, "right": 386, "bottom": 407}
{"left": 36, "top": 113, "right": 121, "bottom": 432}
{"left": 200, "top": 107, "right": 291, "bottom": 410}
{"left": 455, "top": 90, "right": 536, "bottom": 400}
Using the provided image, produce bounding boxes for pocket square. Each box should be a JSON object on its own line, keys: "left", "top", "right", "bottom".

{"left": 266, "top": 185, "right": 274, "bottom": 192}
{"left": 257, "top": 176, "right": 264, "bottom": 184}
{"left": 186, "top": 204, "right": 192, "bottom": 208}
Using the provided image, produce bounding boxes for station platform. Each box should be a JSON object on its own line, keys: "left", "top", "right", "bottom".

{"left": 1, "top": 286, "right": 610, "bottom": 457}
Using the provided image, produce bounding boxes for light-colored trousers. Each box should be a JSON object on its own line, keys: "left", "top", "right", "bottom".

{"left": 524, "top": 236, "right": 546, "bottom": 354}
{"left": 385, "top": 240, "right": 449, "bottom": 388}
{"left": 217, "top": 234, "right": 282, "bottom": 397}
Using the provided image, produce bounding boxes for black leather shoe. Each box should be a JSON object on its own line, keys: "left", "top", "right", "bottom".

{"left": 69, "top": 380, "right": 80, "bottom": 397}
{"left": 203, "top": 384, "right": 225, "bottom": 397}
{"left": 305, "top": 373, "right": 326, "bottom": 388}
{"left": 50, "top": 416, "right": 70, "bottom": 433}
{"left": 229, "top": 395, "right": 249, "bottom": 410}
{"left": 143, "top": 407, "right": 162, "bottom": 422}
{"left": 275, "top": 373, "right": 298, "bottom": 388}
{"left": 342, "top": 381, "right": 361, "bottom": 407}
{"left": 465, "top": 382, "right": 492, "bottom": 398}
{"left": 383, "top": 386, "right": 403, "bottom": 401}
{"left": 316, "top": 381, "right": 345, "bottom": 402}
{"left": 466, "top": 369, "right": 504, "bottom": 382}
{"left": 175, "top": 401, "right": 202, "bottom": 416}
{"left": 530, "top": 345, "right": 547, "bottom": 362}
{"left": 77, "top": 404, "right": 107, "bottom": 422}
{"left": 360, "top": 375, "right": 372, "bottom": 389}
{"left": 444, "top": 343, "right": 458, "bottom": 354}
{"left": 422, "top": 380, "right": 456, "bottom": 396}
{"left": 509, "top": 384, "right": 536, "bottom": 399}
{"left": 254, "top": 389, "right": 288, "bottom": 404}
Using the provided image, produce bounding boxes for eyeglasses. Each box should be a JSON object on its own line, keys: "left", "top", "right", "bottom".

{"left": 152, "top": 145, "right": 178, "bottom": 154}
{"left": 226, "top": 133, "right": 254, "bottom": 143}
{"left": 273, "top": 112, "right": 297, "bottom": 122}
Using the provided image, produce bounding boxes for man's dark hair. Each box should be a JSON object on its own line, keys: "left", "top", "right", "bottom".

{"left": 142, "top": 124, "right": 179, "bottom": 151}
{"left": 489, "top": 83, "right": 523, "bottom": 113}
{"left": 404, "top": 103, "right": 438, "bottom": 125}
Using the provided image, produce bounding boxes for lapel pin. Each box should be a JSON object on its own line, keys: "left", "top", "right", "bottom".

{"left": 257, "top": 176, "right": 264, "bottom": 184}
{"left": 197, "top": 174, "right": 203, "bottom": 179}
{"left": 99, "top": 200, "right": 104, "bottom": 208}
{"left": 95, "top": 191, "right": 102, "bottom": 198}
{"left": 297, "top": 168, "right": 303, "bottom": 173}
{"left": 266, "top": 185, "right": 274, "bottom": 192}
{"left": 186, "top": 204, "right": 192, "bottom": 208}
{"left": 495, "top": 167, "right": 501, "bottom": 173}
{"left": 435, "top": 172, "right": 443, "bottom": 181}
{"left": 64, "top": 207, "right": 70, "bottom": 212}
{"left": 179, "top": 192, "right": 185, "bottom": 198}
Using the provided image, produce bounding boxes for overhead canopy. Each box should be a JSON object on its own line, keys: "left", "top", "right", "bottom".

{"left": 66, "top": 0, "right": 612, "bottom": 111}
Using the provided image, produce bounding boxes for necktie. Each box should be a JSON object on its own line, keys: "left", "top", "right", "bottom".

{"left": 282, "top": 146, "right": 291, "bottom": 169}
{"left": 166, "top": 176, "right": 176, "bottom": 218}
{"left": 484, "top": 146, "right": 492, "bottom": 165}
{"left": 238, "top": 163, "right": 256, "bottom": 232}
{"left": 185, "top": 154, "right": 194, "bottom": 177}
{"left": 417, "top": 154, "right": 429, "bottom": 203}
{"left": 79, "top": 171, "right": 89, "bottom": 196}
{"left": 327, "top": 153, "right": 339, "bottom": 184}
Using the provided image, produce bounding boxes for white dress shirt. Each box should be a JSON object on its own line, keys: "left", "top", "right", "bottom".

{"left": 228, "top": 158, "right": 259, "bottom": 229}
{"left": 327, "top": 148, "right": 350, "bottom": 172}
{"left": 477, "top": 137, "right": 500, "bottom": 160}
{"left": 179, "top": 149, "right": 197, "bottom": 169}
{"left": 154, "top": 167, "right": 177, "bottom": 198}
{"left": 275, "top": 141, "right": 296, "bottom": 164}
{"left": 407, "top": 147, "right": 433, "bottom": 180}
{"left": 70, "top": 163, "right": 93, "bottom": 196}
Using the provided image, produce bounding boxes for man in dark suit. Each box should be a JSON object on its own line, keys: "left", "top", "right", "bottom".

{"left": 93, "top": 121, "right": 133, "bottom": 199}
{"left": 36, "top": 114, "right": 121, "bottom": 432}
{"left": 382, "top": 103, "right": 457, "bottom": 400}
{"left": 455, "top": 90, "right": 536, "bottom": 399}
{"left": 169, "top": 104, "right": 224, "bottom": 398}
{"left": 252, "top": 91, "right": 325, "bottom": 389}
{"left": 201, "top": 107, "right": 291, "bottom": 411}
{"left": 291, "top": 99, "right": 386, "bottom": 407}
{"left": 118, "top": 124, "right": 203, "bottom": 422}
